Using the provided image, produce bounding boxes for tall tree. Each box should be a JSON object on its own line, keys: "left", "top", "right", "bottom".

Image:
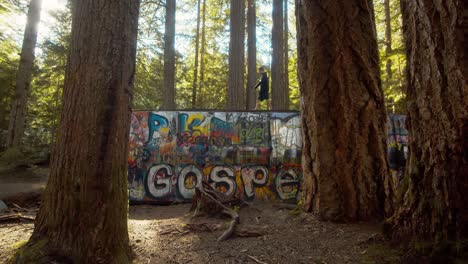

{"left": 162, "top": 0, "right": 176, "bottom": 110}
{"left": 383, "top": 0, "right": 393, "bottom": 110}
{"left": 297, "top": 0, "right": 392, "bottom": 221}
{"left": 15, "top": 0, "right": 140, "bottom": 262}
{"left": 6, "top": 0, "right": 42, "bottom": 148}
{"left": 283, "top": 0, "right": 289, "bottom": 102}
{"left": 385, "top": 0, "right": 467, "bottom": 243}
{"left": 375, "top": 0, "right": 407, "bottom": 114}
{"left": 227, "top": 0, "right": 245, "bottom": 110}
{"left": 271, "top": 0, "right": 287, "bottom": 110}
{"left": 198, "top": 0, "right": 207, "bottom": 108}
{"left": 246, "top": 0, "right": 257, "bottom": 110}
{"left": 191, "top": 0, "right": 202, "bottom": 108}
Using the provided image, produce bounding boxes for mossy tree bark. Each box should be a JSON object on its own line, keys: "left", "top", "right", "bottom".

{"left": 297, "top": 0, "right": 392, "bottom": 221}
{"left": 385, "top": 0, "right": 468, "bottom": 242}
{"left": 16, "top": 0, "right": 140, "bottom": 263}
{"left": 6, "top": 0, "right": 42, "bottom": 148}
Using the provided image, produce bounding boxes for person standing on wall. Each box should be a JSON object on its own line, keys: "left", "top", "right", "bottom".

{"left": 254, "top": 66, "right": 271, "bottom": 110}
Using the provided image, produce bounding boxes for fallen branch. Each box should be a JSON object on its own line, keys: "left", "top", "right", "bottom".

{"left": 11, "top": 202, "right": 34, "bottom": 212}
{"left": 247, "top": 255, "right": 268, "bottom": 264}
{"left": 217, "top": 209, "right": 239, "bottom": 242}
{"left": 0, "top": 213, "right": 35, "bottom": 223}
{"left": 185, "top": 222, "right": 266, "bottom": 238}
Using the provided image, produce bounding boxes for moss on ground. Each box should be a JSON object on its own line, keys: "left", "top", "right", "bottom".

{"left": 11, "top": 238, "right": 50, "bottom": 264}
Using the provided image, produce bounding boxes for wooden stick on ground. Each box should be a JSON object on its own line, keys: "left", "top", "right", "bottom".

{"left": 0, "top": 213, "right": 35, "bottom": 223}
{"left": 247, "top": 255, "right": 268, "bottom": 264}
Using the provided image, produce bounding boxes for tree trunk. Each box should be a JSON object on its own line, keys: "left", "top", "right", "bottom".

{"left": 283, "top": 0, "right": 289, "bottom": 104}
{"left": 272, "top": 0, "right": 287, "bottom": 110}
{"left": 227, "top": 0, "right": 245, "bottom": 110}
{"left": 384, "top": 0, "right": 392, "bottom": 82}
{"left": 385, "top": 0, "right": 468, "bottom": 243}
{"left": 192, "top": 0, "right": 202, "bottom": 109}
{"left": 6, "top": 0, "right": 42, "bottom": 148}
{"left": 199, "top": 0, "right": 207, "bottom": 108}
{"left": 16, "top": 0, "right": 140, "bottom": 262}
{"left": 384, "top": 0, "right": 393, "bottom": 111}
{"left": 246, "top": 0, "right": 257, "bottom": 110}
{"left": 162, "top": 0, "right": 176, "bottom": 110}
{"left": 297, "top": 0, "right": 392, "bottom": 221}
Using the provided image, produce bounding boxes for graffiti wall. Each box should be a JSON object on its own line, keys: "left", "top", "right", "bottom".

{"left": 128, "top": 111, "right": 408, "bottom": 203}
{"left": 128, "top": 111, "right": 302, "bottom": 203}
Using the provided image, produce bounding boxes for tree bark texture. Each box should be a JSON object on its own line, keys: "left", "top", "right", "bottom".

{"left": 272, "top": 0, "right": 287, "bottom": 110}
{"left": 191, "top": 0, "right": 202, "bottom": 109}
{"left": 162, "top": 0, "right": 176, "bottom": 110}
{"left": 7, "top": 0, "right": 42, "bottom": 148}
{"left": 283, "top": 0, "right": 289, "bottom": 100}
{"left": 297, "top": 0, "right": 392, "bottom": 221}
{"left": 227, "top": 0, "right": 245, "bottom": 110}
{"left": 199, "top": 0, "right": 207, "bottom": 108}
{"left": 247, "top": 0, "right": 257, "bottom": 110}
{"left": 16, "top": 0, "right": 140, "bottom": 263}
{"left": 386, "top": 0, "right": 468, "bottom": 242}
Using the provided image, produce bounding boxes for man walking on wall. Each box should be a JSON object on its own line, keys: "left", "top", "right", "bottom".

{"left": 254, "top": 66, "right": 271, "bottom": 110}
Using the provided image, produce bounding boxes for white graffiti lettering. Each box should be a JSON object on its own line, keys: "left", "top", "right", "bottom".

{"left": 209, "top": 166, "right": 236, "bottom": 197}
{"left": 146, "top": 164, "right": 174, "bottom": 198}
{"left": 241, "top": 166, "right": 269, "bottom": 199}
{"left": 275, "top": 168, "right": 300, "bottom": 200}
{"left": 177, "top": 165, "right": 203, "bottom": 199}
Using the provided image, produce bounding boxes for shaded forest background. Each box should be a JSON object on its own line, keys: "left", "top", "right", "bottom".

{"left": 0, "top": 0, "right": 405, "bottom": 155}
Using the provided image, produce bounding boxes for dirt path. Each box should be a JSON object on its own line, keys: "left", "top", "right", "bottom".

{"left": 0, "top": 203, "right": 390, "bottom": 263}
{"left": 0, "top": 167, "right": 49, "bottom": 199}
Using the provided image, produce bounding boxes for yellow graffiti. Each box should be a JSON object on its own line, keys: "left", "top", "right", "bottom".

{"left": 183, "top": 114, "right": 209, "bottom": 134}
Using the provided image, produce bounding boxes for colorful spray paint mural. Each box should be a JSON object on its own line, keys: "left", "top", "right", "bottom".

{"left": 128, "top": 111, "right": 302, "bottom": 203}
{"left": 128, "top": 111, "right": 408, "bottom": 203}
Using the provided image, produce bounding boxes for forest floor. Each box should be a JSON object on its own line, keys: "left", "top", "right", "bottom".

{"left": 0, "top": 167, "right": 408, "bottom": 264}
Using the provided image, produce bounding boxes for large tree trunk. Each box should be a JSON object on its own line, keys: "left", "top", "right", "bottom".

{"left": 227, "top": 0, "right": 245, "bottom": 110}
{"left": 16, "top": 0, "right": 140, "bottom": 262}
{"left": 191, "top": 0, "right": 202, "bottom": 109}
{"left": 6, "top": 0, "right": 42, "bottom": 148}
{"left": 283, "top": 0, "right": 289, "bottom": 102}
{"left": 271, "top": 0, "right": 287, "bottom": 110}
{"left": 162, "top": 0, "right": 176, "bottom": 110}
{"left": 385, "top": 0, "right": 468, "bottom": 243}
{"left": 199, "top": 0, "right": 207, "bottom": 108}
{"left": 246, "top": 0, "right": 257, "bottom": 110}
{"left": 297, "top": 0, "right": 392, "bottom": 221}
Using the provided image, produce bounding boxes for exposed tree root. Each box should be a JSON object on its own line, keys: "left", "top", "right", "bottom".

{"left": 190, "top": 182, "right": 259, "bottom": 241}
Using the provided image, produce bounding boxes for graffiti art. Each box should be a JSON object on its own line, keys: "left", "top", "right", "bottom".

{"left": 128, "top": 111, "right": 408, "bottom": 203}
{"left": 128, "top": 111, "right": 303, "bottom": 203}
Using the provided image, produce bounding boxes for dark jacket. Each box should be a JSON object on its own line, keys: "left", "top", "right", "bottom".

{"left": 255, "top": 72, "right": 269, "bottom": 90}
{"left": 254, "top": 72, "right": 269, "bottom": 100}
